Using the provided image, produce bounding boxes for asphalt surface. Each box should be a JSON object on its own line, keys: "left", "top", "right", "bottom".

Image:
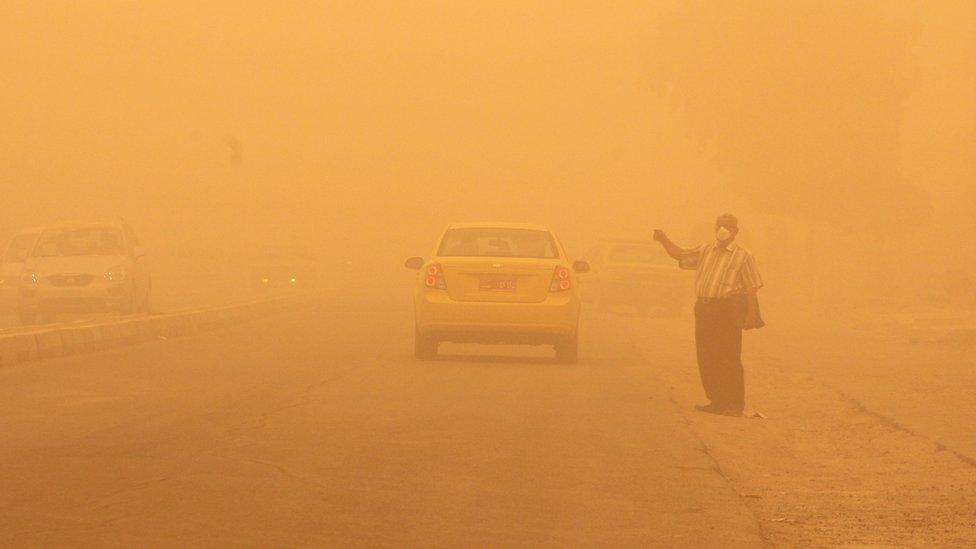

{"left": 0, "top": 292, "right": 762, "bottom": 546}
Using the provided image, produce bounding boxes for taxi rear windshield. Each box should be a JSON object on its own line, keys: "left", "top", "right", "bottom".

{"left": 438, "top": 228, "right": 559, "bottom": 259}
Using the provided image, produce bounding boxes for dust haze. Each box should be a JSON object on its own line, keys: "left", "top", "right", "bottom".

{"left": 3, "top": 2, "right": 973, "bottom": 308}
{"left": 1, "top": 1, "right": 974, "bottom": 546}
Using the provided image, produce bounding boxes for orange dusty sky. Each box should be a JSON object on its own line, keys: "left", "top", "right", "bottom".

{"left": 1, "top": 1, "right": 972, "bottom": 301}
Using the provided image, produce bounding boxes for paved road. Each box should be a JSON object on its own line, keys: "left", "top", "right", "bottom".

{"left": 0, "top": 292, "right": 761, "bottom": 546}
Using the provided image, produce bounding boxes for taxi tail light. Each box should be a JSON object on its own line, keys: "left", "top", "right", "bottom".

{"left": 425, "top": 263, "right": 447, "bottom": 290}
{"left": 549, "top": 266, "right": 572, "bottom": 292}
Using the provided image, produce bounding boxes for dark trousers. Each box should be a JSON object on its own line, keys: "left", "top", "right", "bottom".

{"left": 694, "top": 295, "right": 746, "bottom": 411}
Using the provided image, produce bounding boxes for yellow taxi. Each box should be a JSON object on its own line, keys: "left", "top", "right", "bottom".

{"left": 405, "top": 223, "right": 589, "bottom": 362}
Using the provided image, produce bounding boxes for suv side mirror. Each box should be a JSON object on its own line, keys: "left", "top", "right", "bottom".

{"left": 572, "top": 260, "right": 590, "bottom": 273}
{"left": 404, "top": 257, "right": 424, "bottom": 270}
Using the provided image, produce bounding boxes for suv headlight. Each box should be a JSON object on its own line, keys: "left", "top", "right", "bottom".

{"left": 104, "top": 265, "right": 127, "bottom": 282}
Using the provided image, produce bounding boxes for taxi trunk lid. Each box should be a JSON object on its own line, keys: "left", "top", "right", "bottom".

{"left": 440, "top": 258, "right": 557, "bottom": 303}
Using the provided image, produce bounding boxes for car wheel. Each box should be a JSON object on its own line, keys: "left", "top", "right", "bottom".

{"left": 141, "top": 283, "right": 153, "bottom": 314}
{"left": 555, "top": 334, "right": 579, "bottom": 363}
{"left": 414, "top": 330, "right": 438, "bottom": 359}
{"left": 119, "top": 284, "right": 137, "bottom": 315}
{"left": 17, "top": 310, "right": 36, "bottom": 326}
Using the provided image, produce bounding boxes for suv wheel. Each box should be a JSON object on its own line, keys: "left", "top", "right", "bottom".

{"left": 119, "top": 284, "right": 137, "bottom": 315}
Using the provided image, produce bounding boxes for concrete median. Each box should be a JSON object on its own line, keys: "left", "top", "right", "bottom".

{"left": 0, "top": 332, "right": 38, "bottom": 368}
{"left": 0, "top": 295, "right": 302, "bottom": 368}
{"left": 60, "top": 326, "right": 98, "bottom": 355}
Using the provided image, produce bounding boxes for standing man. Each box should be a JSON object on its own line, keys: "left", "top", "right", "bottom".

{"left": 653, "top": 214, "right": 763, "bottom": 416}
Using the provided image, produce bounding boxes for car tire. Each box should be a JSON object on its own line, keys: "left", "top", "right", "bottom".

{"left": 555, "top": 334, "right": 579, "bottom": 363}
{"left": 119, "top": 284, "right": 137, "bottom": 315}
{"left": 414, "top": 330, "right": 438, "bottom": 359}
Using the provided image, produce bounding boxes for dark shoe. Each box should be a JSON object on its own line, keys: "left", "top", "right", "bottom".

{"left": 694, "top": 402, "right": 723, "bottom": 414}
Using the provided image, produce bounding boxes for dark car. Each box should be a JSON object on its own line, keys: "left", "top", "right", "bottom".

{"left": 581, "top": 239, "right": 685, "bottom": 315}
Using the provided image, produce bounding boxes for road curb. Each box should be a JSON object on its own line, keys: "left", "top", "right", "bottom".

{"left": 0, "top": 296, "right": 301, "bottom": 368}
{"left": 34, "top": 330, "right": 65, "bottom": 360}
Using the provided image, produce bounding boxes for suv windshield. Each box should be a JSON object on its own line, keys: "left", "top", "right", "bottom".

{"left": 4, "top": 233, "right": 38, "bottom": 263}
{"left": 438, "top": 228, "right": 559, "bottom": 259}
{"left": 32, "top": 227, "right": 126, "bottom": 258}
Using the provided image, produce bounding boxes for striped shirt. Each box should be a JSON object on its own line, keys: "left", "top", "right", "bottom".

{"left": 679, "top": 242, "right": 763, "bottom": 299}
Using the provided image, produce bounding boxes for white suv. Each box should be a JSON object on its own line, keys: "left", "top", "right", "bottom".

{"left": 0, "top": 227, "right": 42, "bottom": 312}
{"left": 18, "top": 222, "right": 152, "bottom": 324}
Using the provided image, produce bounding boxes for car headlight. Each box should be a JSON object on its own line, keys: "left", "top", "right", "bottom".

{"left": 104, "top": 265, "right": 127, "bottom": 282}
{"left": 21, "top": 272, "right": 39, "bottom": 285}
{"left": 289, "top": 277, "right": 297, "bottom": 284}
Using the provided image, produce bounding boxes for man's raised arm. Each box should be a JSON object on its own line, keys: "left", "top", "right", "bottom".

{"left": 653, "top": 229, "right": 686, "bottom": 260}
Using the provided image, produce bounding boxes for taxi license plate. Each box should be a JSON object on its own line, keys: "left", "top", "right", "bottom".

{"left": 479, "top": 278, "right": 517, "bottom": 292}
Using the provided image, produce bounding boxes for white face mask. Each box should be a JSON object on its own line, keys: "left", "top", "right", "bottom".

{"left": 716, "top": 226, "right": 732, "bottom": 242}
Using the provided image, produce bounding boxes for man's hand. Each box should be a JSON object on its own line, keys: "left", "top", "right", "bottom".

{"left": 654, "top": 229, "right": 685, "bottom": 261}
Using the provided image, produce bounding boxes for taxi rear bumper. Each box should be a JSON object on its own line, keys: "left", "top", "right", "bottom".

{"left": 415, "top": 289, "right": 579, "bottom": 344}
